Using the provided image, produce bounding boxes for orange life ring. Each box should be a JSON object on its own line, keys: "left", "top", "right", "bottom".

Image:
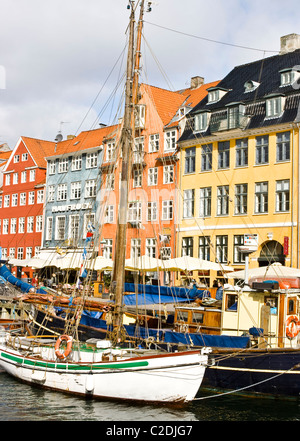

{"left": 55, "top": 334, "right": 73, "bottom": 359}
{"left": 285, "top": 315, "right": 300, "bottom": 339}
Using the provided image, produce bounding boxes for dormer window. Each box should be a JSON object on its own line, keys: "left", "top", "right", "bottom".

{"left": 207, "top": 87, "right": 228, "bottom": 104}
{"left": 265, "top": 94, "right": 285, "bottom": 118}
{"left": 280, "top": 68, "right": 300, "bottom": 87}
{"left": 244, "top": 80, "right": 260, "bottom": 93}
{"left": 194, "top": 111, "right": 210, "bottom": 132}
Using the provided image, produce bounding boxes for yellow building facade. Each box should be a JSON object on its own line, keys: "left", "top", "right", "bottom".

{"left": 177, "top": 35, "right": 300, "bottom": 285}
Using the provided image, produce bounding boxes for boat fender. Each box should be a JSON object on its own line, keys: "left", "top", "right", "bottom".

{"left": 285, "top": 315, "right": 300, "bottom": 339}
{"left": 55, "top": 334, "right": 73, "bottom": 359}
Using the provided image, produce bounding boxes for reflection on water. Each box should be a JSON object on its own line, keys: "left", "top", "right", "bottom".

{"left": 0, "top": 369, "right": 300, "bottom": 421}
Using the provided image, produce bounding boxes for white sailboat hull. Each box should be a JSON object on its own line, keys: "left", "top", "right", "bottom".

{"left": 0, "top": 342, "right": 209, "bottom": 403}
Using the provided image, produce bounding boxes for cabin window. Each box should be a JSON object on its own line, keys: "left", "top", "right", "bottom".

{"left": 288, "top": 298, "right": 297, "bottom": 315}
{"left": 191, "top": 312, "right": 204, "bottom": 324}
{"left": 225, "top": 293, "right": 238, "bottom": 311}
{"left": 177, "top": 311, "right": 189, "bottom": 322}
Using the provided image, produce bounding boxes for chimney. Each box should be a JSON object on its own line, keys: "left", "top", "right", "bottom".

{"left": 190, "top": 76, "right": 204, "bottom": 89}
{"left": 280, "top": 33, "right": 300, "bottom": 54}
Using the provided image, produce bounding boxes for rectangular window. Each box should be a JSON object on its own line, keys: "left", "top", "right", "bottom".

{"left": 148, "top": 167, "right": 158, "bottom": 186}
{"left": 164, "top": 130, "right": 177, "bottom": 151}
{"left": 55, "top": 216, "right": 66, "bottom": 240}
{"left": 163, "top": 165, "right": 174, "bottom": 184}
{"left": 266, "top": 96, "right": 283, "bottom": 118}
{"left": 4, "top": 195, "right": 10, "bottom": 207}
{"left": 13, "top": 173, "right": 18, "bottom": 184}
{"left": 3, "top": 219, "right": 9, "bottom": 234}
{"left": 5, "top": 174, "right": 10, "bottom": 186}
{"left": 255, "top": 182, "right": 268, "bottom": 213}
{"left": 20, "top": 193, "right": 26, "bottom": 206}
{"left": 233, "top": 235, "right": 245, "bottom": 263}
{"left": 17, "top": 247, "right": 23, "bottom": 259}
{"left": 183, "top": 189, "right": 194, "bottom": 218}
{"left": 256, "top": 135, "right": 269, "bottom": 164}
{"left": 18, "top": 217, "right": 25, "bottom": 234}
{"left": 234, "top": 184, "right": 248, "bottom": 215}
{"left": 217, "top": 185, "right": 229, "bottom": 216}
{"left": 216, "top": 235, "right": 228, "bottom": 263}
{"left": 21, "top": 171, "right": 26, "bottom": 183}
{"left": 102, "top": 239, "right": 113, "bottom": 259}
{"left": 86, "top": 152, "right": 98, "bottom": 168}
{"left": 162, "top": 200, "right": 173, "bottom": 220}
{"left": 70, "top": 182, "right": 81, "bottom": 200}
{"left": 85, "top": 180, "right": 97, "bottom": 198}
{"left": 37, "top": 189, "right": 44, "bottom": 204}
{"left": 131, "top": 238, "right": 141, "bottom": 258}
{"left": 28, "top": 191, "right": 35, "bottom": 205}
{"left": 49, "top": 160, "right": 56, "bottom": 174}
{"left": 276, "top": 131, "right": 290, "bottom": 162}
{"left": 57, "top": 184, "right": 67, "bottom": 201}
{"left": 26, "top": 247, "right": 32, "bottom": 259}
{"left": 128, "top": 202, "right": 142, "bottom": 222}
{"left": 182, "top": 237, "right": 193, "bottom": 257}
{"left": 235, "top": 138, "right": 248, "bottom": 167}
{"left": 149, "top": 134, "right": 159, "bottom": 152}
{"left": 218, "top": 141, "right": 230, "bottom": 169}
{"left": 72, "top": 155, "right": 82, "bottom": 171}
{"left": 133, "top": 169, "right": 142, "bottom": 188}
{"left": 199, "top": 187, "right": 211, "bottom": 218}
{"left": 12, "top": 194, "right": 18, "bottom": 207}
{"left": 58, "top": 158, "right": 68, "bottom": 173}
{"left": 10, "top": 218, "right": 16, "bottom": 234}
{"left": 194, "top": 112, "right": 208, "bottom": 132}
{"left": 46, "top": 217, "right": 53, "bottom": 241}
{"left": 69, "top": 214, "right": 80, "bottom": 241}
{"left": 147, "top": 201, "right": 157, "bottom": 222}
{"left": 201, "top": 144, "right": 212, "bottom": 171}
{"left": 146, "top": 238, "right": 157, "bottom": 258}
{"left": 106, "top": 142, "right": 115, "bottom": 162}
{"left": 48, "top": 186, "right": 55, "bottom": 202}
{"left": 184, "top": 147, "right": 196, "bottom": 174}
{"left": 27, "top": 216, "right": 34, "bottom": 233}
{"left": 36, "top": 215, "right": 43, "bottom": 232}
{"left": 9, "top": 248, "right": 15, "bottom": 258}
{"left": 199, "top": 236, "right": 211, "bottom": 260}
{"left": 276, "top": 180, "right": 290, "bottom": 212}
{"left": 14, "top": 155, "right": 19, "bottom": 163}
{"left": 29, "top": 169, "right": 36, "bottom": 182}
{"left": 22, "top": 153, "right": 28, "bottom": 161}
{"left": 83, "top": 213, "right": 95, "bottom": 239}
{"left": 104, "top": 205, "right": 114, "bottom": 223}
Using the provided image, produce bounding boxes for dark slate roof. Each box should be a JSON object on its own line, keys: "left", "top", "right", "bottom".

{"left": 180, "top": 48, "right": 300, "bottom": 143}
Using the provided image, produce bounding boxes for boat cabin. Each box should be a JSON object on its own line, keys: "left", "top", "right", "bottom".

{"left": 174, "top": 281, "right": 300, "bottom": 349}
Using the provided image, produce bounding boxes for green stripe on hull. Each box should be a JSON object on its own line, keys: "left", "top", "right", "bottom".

{"left": 0, "top": 351, "right": 149, "bottom": 371}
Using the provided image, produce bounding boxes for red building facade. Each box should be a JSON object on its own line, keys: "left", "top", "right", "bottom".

{"left": 0, "top": 136, "right": 55, "bottom": 280}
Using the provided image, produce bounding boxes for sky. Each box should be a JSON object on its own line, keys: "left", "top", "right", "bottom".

{"left": 1, "top": 0, "right": 300, "bottom": 149}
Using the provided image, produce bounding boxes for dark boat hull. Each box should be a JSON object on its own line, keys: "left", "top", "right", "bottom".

{"left": 202, "top": 348, "right": 300, "bottom": 399}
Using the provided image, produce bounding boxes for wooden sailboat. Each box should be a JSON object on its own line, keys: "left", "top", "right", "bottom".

{"left": 0, "top": 1, "right": 210, "bottom": 404}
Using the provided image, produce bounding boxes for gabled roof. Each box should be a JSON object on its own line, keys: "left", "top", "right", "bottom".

{"left": 180, "top": 48, "right": 300, "bottom": 142}
{"left": 141, "top": 84, "right": 186, "bottom": 126}
{"left": 141, "top": 80, "right": 220, "bottom": 128}
{"left": 46, "top": 124, "right": 120, "bottom": 158}
{"left": 21, "top": 137, "right": 57, "bottom": 168}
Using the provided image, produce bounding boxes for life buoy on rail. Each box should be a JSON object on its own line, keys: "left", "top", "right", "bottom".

{"left": 285, "top": 315, "right": 300, "bottom": 339}
{"left": 55, "top": 334, "right": 73, "bottom": 359}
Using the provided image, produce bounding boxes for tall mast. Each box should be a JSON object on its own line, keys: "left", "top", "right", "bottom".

{"left": 112, "top": 0, "right": 145, "bottom": 344}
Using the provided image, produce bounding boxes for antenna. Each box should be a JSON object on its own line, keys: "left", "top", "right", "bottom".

{"left": 54, "top": 121, "right": 70, "bottom": 143}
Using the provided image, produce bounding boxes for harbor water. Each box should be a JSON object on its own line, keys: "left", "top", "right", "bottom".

{"left": 1, "top": 367, "right": 299, "bottom": 422}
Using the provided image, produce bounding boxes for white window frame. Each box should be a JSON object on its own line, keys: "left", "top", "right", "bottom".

{"left": 71, "top": 155, "right": 82, "bottom": 171}
{"left": 58, "top": 158, "right": 68, "bottom": 173}
{"left": 149, "top": 134, "right": 159, "bottom": 152}
{"left": 85, "top": 180, "right": 97, "bottom": 198}
{"left": 55, "top": 215, "right": 66, "bottom": 241}
{"left": 18, "top": 217, "right": 25, "bottom": 234}
{"left": 162, "top": 200, "right": 173, "bottom": 220}
{"left": 164, "top": 130, "right": 177, "bottom": 152}
{"left": 27, "top": 216, "right": 34, "bottom": 233}
{"left": 36, "top": 215, "right": 43, "bottom": 232}
{"left": 70, "top": 182, "right": 81, "bottom": 200}
{"left": 86, "top": 152, "right": 98, "bottom": 168}
{"left": 46, "top": 217, "right": 53, "bottom": 241}
{"left": 57, "top": 183, "right": 67, "bottom": 201}
{"left": 163, "top": 165, "right": 174, "bottom": 184}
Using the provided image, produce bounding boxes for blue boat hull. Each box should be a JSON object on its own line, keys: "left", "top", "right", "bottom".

{"left": 202, "top": 348, "right": 300, "bottom": 399}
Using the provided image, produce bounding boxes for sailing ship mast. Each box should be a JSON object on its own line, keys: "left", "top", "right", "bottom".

{"left": 111, "top": 0, "right": 146, "bottom": 343}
